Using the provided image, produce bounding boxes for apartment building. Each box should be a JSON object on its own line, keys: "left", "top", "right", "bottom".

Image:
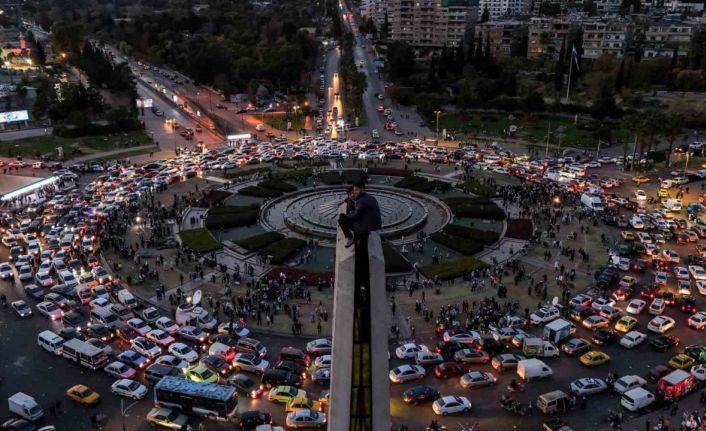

{"left": 641, "top": 20, "right": 696, "bottom": 57}
{"left": 582, "top": 19, "right": 634, "bottom": 59}
{"left": 477, "top": 0, "right": 529, "bottom": 19}
{"left": 389, "top": 0, "right": 476, "bottom": 48}
{"left": 474, "top": 20, "right": 528, "bottom": 57}
{"left": 527, "top": 17, "right": 573, "bottom": 60}
{"left": 361, "top": 0, "right": 388, "bottom": 28}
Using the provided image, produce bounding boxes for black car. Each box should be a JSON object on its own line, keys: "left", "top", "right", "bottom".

{"left": 660, "top": 291, "right": 677, "bottom": 306}
{"left": 209, "top": 333, "right": 237, "bottom": 346}
{"left": 680, "top": 297, "right": 697, "bottom": 314}
{"left": 311, "top": 367, "right": 331, "bottom": 385}
{"left": 688, "top": 255, "right": 706, "bottom": 266}
{"left": 58, "top": 327, "right": 86, "bottom": 341}
{"left": 479, "top": 338, "right": 509, "bottom": 355}
{"left": 239, "top": 411, "right": 272, "bottom": 431}
{"left": 569, "top": 306, "right": 594, "bottom": 323}
{"left": 592, "top": 329, "right": 619, "bottom": 346}
{"left": 274, "top": 360, "right": 307, "bottom": 378}
{"left": 200, "top": 355, "right": 231, "bottom": 377}
{"left": 260, "top": 369, "right": 302, "bottom": 389}
{"left": 436, "top": 341, "right": 465, "bottom": 358}
{"left": 23, "top": 284, "right": 45, "bottom": 300}
{"left": 639, "top": 286, "right": 660, "bottom": 300}
{"left": 62, "top": 311, "right": 87, "bottom": 330}
{"left": 651, "top": 334, "right": 680, "bottom": 352}
{"left": 84, "top": 323, "right": 114, "bottom": 342}
{"left": 595, "top": 267, "right": 619, "bottom": 288}
{"left": 114, "top": 322, "right": 140, "bottom": 343}
{"left": 50, "top": 284, "right": 78, "bottom": 300}
{"left": 1, "top": 418, "right": 34, "bottom": 431}
{"left": 648, "top": 364, "right": 672, "bottom": 382}
{"left": 228, "top": 373, "right": 262, "bottom": 398}
{"left": 145, "top": 364, "right": 180, "bottom": 383}
{"left": 402, "top": 385, "right": 441, "bottom": 404}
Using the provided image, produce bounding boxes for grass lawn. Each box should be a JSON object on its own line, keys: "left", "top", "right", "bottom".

{"left": 261, "top": 112, "right": 306, "bottom": 132}
{"left": 435, "top": 112, "right": 630, "bottom": 148}
{"left": 178, "top": 228, "right": 222, "bottom": 253}
{"left": 4, "top": 131, "right": 152, "bottom": 160}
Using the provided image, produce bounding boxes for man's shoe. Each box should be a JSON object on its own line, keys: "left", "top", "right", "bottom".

{"left": 345, "top": 238, "right": 354, "bottom": 248}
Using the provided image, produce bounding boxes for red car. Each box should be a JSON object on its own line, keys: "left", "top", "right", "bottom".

{"left": 434, "top": 362, "right": 470, "bottom": 379}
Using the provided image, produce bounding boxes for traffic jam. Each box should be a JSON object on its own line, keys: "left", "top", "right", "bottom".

{"left": 0, "top": 157, "right": 332, "bottom": 431}
{"left": 387, "top": 146, "right": 706, "bottom": 429}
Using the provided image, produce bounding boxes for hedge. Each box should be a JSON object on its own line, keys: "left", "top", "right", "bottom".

{"left": 444, "top": 197, "right": 506, "bottom": 220}
{"left": 317, "top": 171, "right": 342, "bottom": 185}
{"left": 269, "top": 168, "right": 312, "bottom": 181}
{"left": 443, "top": 224, "right": 500, "bottom": 245}
{"left": 367, "top": 168, "right": 412, "bottom": 177}
{"left": 259, "top": 180, "right": 297, "bottom": 192}
{"left": 395, "top": 176, "right": 427, "bottom": 188}
{"left": 205, "top": 206, "right": 259, "bottom": 229}
{"left": 457, "top": 179, "right": 498, "bottom": 197}
{"left": 411, "top": 180, "right": 452, "bottom": 193}
{"left": 342, "top": 169, "right": 367, "bottom": 184}
{"left": 382, "top": 242, "right": 412, "bottom": 273}
{"left": 237, "top": 232, "right": 285, "bottom": 251}
{"left": 263, "top": 238, "right": 307, "bottom": 264}
{"left": 238, "top": 186, "right": 283, "bottom": 198}
{"left": 224, "top": 167, "right": 271, "bottom": 179}
{"left": 430, "top": 232, "right": 485, "bottom": 255}
{"left": 178, "top": 228, "right": 222, "bottom": 253}
{"left": 419, "top": 257, "right": 489, "bottom": 280}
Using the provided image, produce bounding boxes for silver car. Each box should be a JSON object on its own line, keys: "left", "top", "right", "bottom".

{"left": 459, "top": 371, "right": 496, "bottom": 389}
{"left": 233, "top": 353, "right": 269, "bottom": 374}
{"left": 569, "top": 377, "right": 608, "bottom": 396}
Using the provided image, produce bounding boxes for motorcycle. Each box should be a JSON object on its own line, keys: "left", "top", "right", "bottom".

{"left": 500, "top": 395, "right": 528, "bottom": 416}
{"left": 506, "top": 382, "right": 525, "bottom": 393}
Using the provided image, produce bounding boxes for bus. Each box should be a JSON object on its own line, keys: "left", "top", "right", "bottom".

{"left": 154, "top": 377, "right": 238, "bottom": 420}
{"left": 61, "top": 338, "right": 109, "bottom": 370}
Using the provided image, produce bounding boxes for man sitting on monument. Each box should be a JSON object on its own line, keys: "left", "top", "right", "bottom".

{"left": 338, "top": 182, "right": 381, "bottom": 248}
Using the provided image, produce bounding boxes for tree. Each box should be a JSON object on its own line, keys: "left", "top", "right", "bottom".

{"left": 49, "top": 20, "right": 85, "bottom": 57}
{"left": 670, "top": 46, "right": 679, "bottom": 70}
{"left": 387, "top": 41, "right": 415, "bottom": 81}
{"left": 554, "top": 37, "right": 566, "bottom": 92}
{"left": 480, "top": 5, "right": 489, "bottom": 23}
{"left": 582, "top": 0, "right": 595, "bottom": 15}
{"left": 590, "top": 79, "right": 618, "bottom": 120}
{"left": 615, "top": 59, "right": 625, "bottom": 93}
{"left": 663, "top": 113, "right": 684, "bottom": 166}
{"left": 525, "top": 91, "right": 546, "bottom": 112}
{"left": 454, "top": 42, "right": 465, "bottom": 74}
{"left": 380, "top": 12, "right": 390, "bottom": 40}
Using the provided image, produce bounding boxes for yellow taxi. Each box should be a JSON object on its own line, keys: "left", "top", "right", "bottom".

{"left": 619, "top": 276, "right": 636, "bottom": 288}
{"left": 632, "top": 175, "right": 650, "bottom": 184}
{"left": 621, "top": 231, "right": 635, "bottom": 241}
{"left": 614, "top": 316, "right": 638, "bottom": 333}
{"left": 66, "top": 385, "right": 101, "bottom": 406}
{"left": 185, "top": 365, "right": 218, "bottom": 384}
{"left": 286, "top": 396, "right": 323, "bottom": 413}
{"left": 579, "top": 351, "right": 611, "bottom": 367}
{"left": 268, "top": 386, "right": 307, "bottom": 404}
{"left": 668, "top": 354, "right": 696, "bottom": 370}
{"left": 658, "top": 189, "right": 670, "bottom": 198}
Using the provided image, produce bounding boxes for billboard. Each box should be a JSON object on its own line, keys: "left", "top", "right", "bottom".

{"left": 0, "top": 110, "right": 29, "bottom": 124}
{"left": 136, "top": 98, "right": 153, "bottom": 108}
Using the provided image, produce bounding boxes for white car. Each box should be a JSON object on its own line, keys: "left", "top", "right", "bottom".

{"left": 89, "top": 297, "right": 111, "bottom": 309}
{"left": 675, "top": 267, "right": 690, "bottom": 280}
{"left": 569, "top": 378, "right": 608, "bottom": 396}
{"left": 691, "top": 364, "right": 706, "bottom": 382}
{"left": 415, "top": 351, "right": 444, "bottom": 366}
{"left": 104, "top": 361, "right": 137, "bottom": 379}
{"left": 155, "top": 317, "right": 180, "bottom": 334}
{"left": 647, "top": 316, "right": 676, "bottom": 333}
{"left": 146, "top": 329, "right": 175, "bottom": 347}
{"left": 619, "top": 331, "right": 647, "bottom": 348}
{"left": 155, "top": 355, "right": 188, "bottom": 370}
{"left": 127, "top": 318, "right": 152, "bottom": 336}
{"left": 111, "top": 379, "right": 148, "bottom": 399}
{"left": 688, "top": 312, "right": 706, "bottom": 330}
{"left": 697, "top": 280, "right": 706, "bottom": 295}
{"left": 585, "top": 161, "right": 601, "bottom": 168}
{"left": 168, "top": 342, "right": 199, "bottom": 363}
{"left": 389, "top": 365, "right": 426, "bottom": 383}
{"left": 591, "top": 297, "right": 615, "bottom": 312}
{"left": 626, "top": 299, "right": 646, "bottom": 315}
{"left": 395, "top": 343, "right": 429, "bottom": 360}
{"left": 18, "top": 265, "right": 33, "bottom": 281}
{"left": 635, "top": 190, "right": 647, "bottom": 201}
{"left": 689, "top": 265, "right": 706, "bottom": 280}
{"left": 131, "top": 337, "right": 162, "bottom": 359}
{"left": 654, "top": 271, "right": 669, "bottom": 285}
{"left": 442, "top": 331, "right": 481, "bottom": 344}
{"left": 529, "top": 307, "right": 560, "bottom": 325}
{"left": 613, "top": 375, "right": 647, "bottom": 394}
{"left": 432, "top": 395, "right": 471, "bottom": 416}
{"left": 36, "top": 301, "right": 63, "bottom": 320}
{"left": 662, "top": 250, "right": 680, "bottom": 263}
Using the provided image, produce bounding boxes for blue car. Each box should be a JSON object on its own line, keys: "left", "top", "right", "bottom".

{"left": 117, "top": 350, "right": 150, "bottom": 369}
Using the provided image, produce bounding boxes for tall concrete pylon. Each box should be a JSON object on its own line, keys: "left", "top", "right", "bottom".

{"left": 328, "top": 223, "right": 390, "bottom": 431}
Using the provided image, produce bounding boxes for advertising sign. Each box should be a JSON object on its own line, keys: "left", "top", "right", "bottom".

{"left": 0, "top": 110, "right": 28, "bottom": 123}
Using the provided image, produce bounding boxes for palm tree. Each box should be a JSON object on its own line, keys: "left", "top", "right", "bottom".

{"left": 622, "top": 111, "right": 646, "bottom": 170}
{"left": 663, "top": 113, "right": 684, "bottom": 167}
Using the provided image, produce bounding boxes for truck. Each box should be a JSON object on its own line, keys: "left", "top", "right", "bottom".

{"left": 580, "top": 193, "right": 604, "bottom": 212}
{"left": 543, "top": 319, "right": 576, "bottom": 344}
{"left": 522, "top": 338, "right": 560, "bottom": 358}
{"left": 8, "top": 392, "right": 44, "bottom": 422}
{"left": 517, "top": 358, "right": 552, "bottom": 381}
{"left": 656, "top": 369, "right": 696, "bottom": 400}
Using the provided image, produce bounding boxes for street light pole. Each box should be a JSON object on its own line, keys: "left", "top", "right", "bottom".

{"left": 121, "top": 398, "right": 139, "bottom": 431}
{"left": 434, "top": 110, "right": 441, "bottom": 141}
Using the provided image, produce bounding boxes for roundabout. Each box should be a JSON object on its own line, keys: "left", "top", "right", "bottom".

{"left": 260, "top": 184, "right": 453, "bottom": 244}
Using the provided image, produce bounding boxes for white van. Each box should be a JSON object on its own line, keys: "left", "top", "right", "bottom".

{"left": 117, "top": 290, "right": 139, "bottom": 309}
{"left": 580, "top": 194, "right": 604, "bottom": 212}
{"left": 621, "top": 387, "right": 655, "bottom": 411}
{"left": 37, "top": 330, "right": 65, "bottom": 355}
{"left": 516, "top": 358, "right": 552, "bottom": 381}
{"left": 663, "top": 199, "right": 682, "bottom": 212}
